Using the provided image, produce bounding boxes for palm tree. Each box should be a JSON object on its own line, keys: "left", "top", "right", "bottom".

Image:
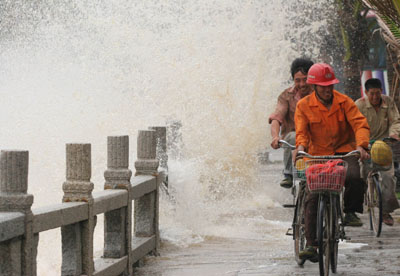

{"left": 362, "top": 0, "right": 400, "bottom": 105}
{"left": 333, "top": 0, "right": 371, "bottom": 101}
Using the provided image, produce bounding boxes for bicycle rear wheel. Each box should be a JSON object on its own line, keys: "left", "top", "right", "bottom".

{"left": 318, "top": 197, "right": 330, "bottom": 276}
{"left": 367, "top": 175, "right": 382, "bottom": 237}
{"left": 294, "top": 184, "right": 306, "bottom": 266}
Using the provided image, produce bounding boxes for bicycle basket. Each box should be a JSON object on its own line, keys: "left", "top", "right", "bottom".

{"left": 305, "top": 159, "right": 347, "bottom": 193}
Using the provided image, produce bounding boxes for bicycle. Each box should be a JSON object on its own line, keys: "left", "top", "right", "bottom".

{"left": 301, "top": 150, "right": 359, "bottom": 276}
{"left": 365, "top": 137, "right": 399, "bottom": 237}
{"left": 278, "top": 140, "right": 307, "bottom": 266}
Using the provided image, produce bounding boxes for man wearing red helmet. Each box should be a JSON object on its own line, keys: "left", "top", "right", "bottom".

{"left": 292, "top": 63, "right": 370, "bottom": 261}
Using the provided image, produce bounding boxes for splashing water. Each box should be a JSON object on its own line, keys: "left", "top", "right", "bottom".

{"left": 0, "top": 0, "right": 333, "bottom": 274}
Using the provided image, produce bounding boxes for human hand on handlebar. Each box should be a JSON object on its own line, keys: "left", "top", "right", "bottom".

{"left": 356, "top": 145, "right": 369, "bottom": 161}
{"left": 271, "top": 136, "right": 281, "bottom": 149}
{"left": 292, "top": 145, "right": 305, "bottom": 162}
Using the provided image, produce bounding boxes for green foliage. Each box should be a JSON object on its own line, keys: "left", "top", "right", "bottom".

{"left": 364, "top": 0, "right": 400, "bottom": 40}
{"left": 335, "top": 0, "right": 371, "bottom": 62}
{"left": 382, "top": 15, "right": 400, "bottom": 39}
{"left": 392, "top": 0, "right": 400, "bottom": 19}
{"left": 353, "top": 1, "right": 363, "bottom": 17}
{"left": 340, "top": 23, "right": 352, "bottom": 62}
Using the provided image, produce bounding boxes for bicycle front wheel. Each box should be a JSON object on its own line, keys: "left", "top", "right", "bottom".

{"left": 294, "top": 184, "right": 306, "bottom": 266}
{"left": 318, "top": 197, "right": 330, "bottom": 276}
{"left": 367, "top": 175, "right": 382, "bottom": 237}
{"left": 330, "top": 195, "right": 340, "bottom": 273}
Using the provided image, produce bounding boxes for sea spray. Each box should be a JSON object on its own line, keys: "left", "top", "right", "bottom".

{"left": 0, "top": 0, "right": 333, "bottom": 274}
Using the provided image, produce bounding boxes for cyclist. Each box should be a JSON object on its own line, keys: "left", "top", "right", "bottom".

{"left": 292, "top": 63, "right": 370, "bottom": 261}
{"left": 355, "top": 78, "right": 400, "bottom": 226}
{"left": 269, "top": 58, "right": 314, "bottom": 188}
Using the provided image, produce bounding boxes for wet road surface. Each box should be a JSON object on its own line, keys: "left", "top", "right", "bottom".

{"left": 134, "top": 162, "right": 400, "bottom": 276}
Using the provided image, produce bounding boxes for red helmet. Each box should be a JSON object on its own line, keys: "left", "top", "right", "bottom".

{"left": 306, "top": 63, "right": 339, "bottom": 86}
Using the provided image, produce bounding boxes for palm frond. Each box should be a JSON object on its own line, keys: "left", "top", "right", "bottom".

{"left": 362, "top": 0, "right": 400, "bottom": 48}
{"left": 340, "top": 22, "right": 352, "bottom": 62}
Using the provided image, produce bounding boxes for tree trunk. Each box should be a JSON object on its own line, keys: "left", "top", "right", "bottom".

{"left": 343, "top": 59, "right": 362, "bottom": 101}
{"left": 335, "top": 0, "right": 370, "bottom": 101}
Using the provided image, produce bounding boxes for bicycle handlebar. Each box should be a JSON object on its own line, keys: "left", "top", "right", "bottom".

{"left": 278, "top": 140, "right": 295, "bottom": 149}
{"left": 278, "top": 139, "right": 361, "bottom": 160}
{"left": 382, "top": 137, "right": 398, "bottom": 143}
{"left": 296, "top": 150, "right": 360, "bottom": 160}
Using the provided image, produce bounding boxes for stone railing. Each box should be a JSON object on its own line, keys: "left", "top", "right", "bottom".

{"left": 0, "top": 127, "right": 168, "bottom": 276}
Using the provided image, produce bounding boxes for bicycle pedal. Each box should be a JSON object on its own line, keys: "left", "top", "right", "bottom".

{"left": 282, "top": 204, "right": 296, "bottom": 208}
{"left": 286, "top": 228, "right": 293, "bottom": 236}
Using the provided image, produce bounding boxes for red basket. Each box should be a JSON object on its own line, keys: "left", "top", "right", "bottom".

{"left": 305, "top": 159, "right": 347, "bottom": 193}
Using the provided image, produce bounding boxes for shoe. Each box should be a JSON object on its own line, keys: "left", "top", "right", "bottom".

{"left": 280, "top": 176, "right": 293, "bottom": 189}
{"left": 383, "top": 213, "right": 394, "bottom": 226}
{"left": 299, "top": 246, "right": 318, "bottom": 262}
{"left": 344, "top": 212, "right": 363, "bottom": 227}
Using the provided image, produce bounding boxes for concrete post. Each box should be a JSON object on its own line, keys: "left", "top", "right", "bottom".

{"left": 104, "top": 136, "right": 132, "bottom": 276}
{"left": 62, "top": 144, "right": 95, "bottom": 276}
{"left": 0, "top": 238, "right": 22, "bottom": 276}
{"left": 148, "top": 126, "right": 168, "bottom": 170}
{"left": 135, "top": 130, "right": 159, "bottom": 175}
{"left": 63, "top": 144, "right": 93, "bottom": 203}
{"left": 0, "top": 150, "right": 34, "bottom": 276}
{"left": 134, "top": 130, "right": 159, "bottom": 250}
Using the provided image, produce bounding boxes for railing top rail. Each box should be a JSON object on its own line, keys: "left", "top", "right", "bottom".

{"left": 131, "top": 175, "right": 157, "bottom": 199}
{"left": 0, "top": 212, "right": 25, "bottom": 242}
{"left": 27, "top": 174, "right": 158, "bottom": 234}
{"left": 0, "top": 211, "right": 25, "bottom": 242}
{"left": 32, "top": 201, "right": 88, "bottom": 234}
{"left": 93, "top": 189, "right": 128, "bottom": 215}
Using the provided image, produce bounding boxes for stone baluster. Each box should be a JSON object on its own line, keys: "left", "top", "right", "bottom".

{"left": 134, "top": 130, "right": 160, "bottom": 250}
{"left": 0, "top": 150, "right": 35, "bottom": 276}
{"left": 62, "top": 144, "right": 95, "bottom": 276}
{"left": 135, "top": 130, "right": 159, "bottom": 175}
{"left": 103, "top": 136, "right": 132, "bottom": 275}
{"left": 148, "top": 126, "right": 168, "bottom": 170}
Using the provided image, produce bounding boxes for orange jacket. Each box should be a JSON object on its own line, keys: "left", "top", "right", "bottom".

{"left": 295, "top": 90, "right": 370, "bottom": 155}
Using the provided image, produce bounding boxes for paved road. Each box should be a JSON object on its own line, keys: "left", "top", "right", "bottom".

{"left": 134, "top": 162, "right": 400, "bottom": 276}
